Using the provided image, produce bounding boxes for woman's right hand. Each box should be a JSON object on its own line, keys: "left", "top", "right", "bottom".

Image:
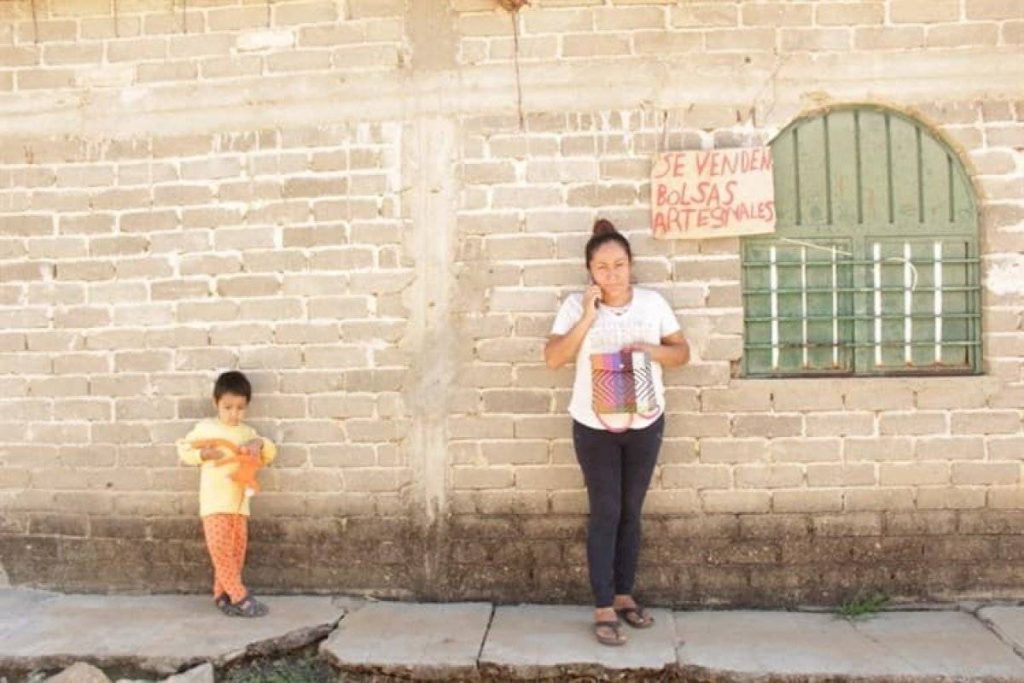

{"left": 544, "top": 285, "right": 602, "bottom": 369}
{"left": 582, "top": 284, "right": 602, "bottom": 321}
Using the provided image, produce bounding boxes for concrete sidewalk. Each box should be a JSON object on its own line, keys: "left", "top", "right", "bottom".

{"left": 2, "top": 590, "right": 1024, "bottom": 682}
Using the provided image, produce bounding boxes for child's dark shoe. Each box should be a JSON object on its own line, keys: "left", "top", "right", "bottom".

{"left": 214, "top": 593, "right": 231, "bottom": 613}
{"left": 225, "top": 594, "right": 269, "bottom": 618}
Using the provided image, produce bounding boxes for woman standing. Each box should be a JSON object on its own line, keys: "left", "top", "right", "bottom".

{"left": 544, "top": 219, "right": 689, "bottom": 646}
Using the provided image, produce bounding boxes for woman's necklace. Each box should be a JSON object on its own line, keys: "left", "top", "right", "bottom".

{"left": 601, "top": 288, "right": 633, "bottom": 316}
{"left": 603, "top": 303, "right": 629, "bottom": 316}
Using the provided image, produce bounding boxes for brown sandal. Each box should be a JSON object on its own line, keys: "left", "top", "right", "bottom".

{"left": 593, "top": 620, "right": 627, "bottom": 646}
{"left": 616, "top": 605, "right": 654, "bottom": 629}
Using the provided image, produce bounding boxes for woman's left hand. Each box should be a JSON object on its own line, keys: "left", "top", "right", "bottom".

{"left": 625, "top": 335, "right": 689, "bottom": 367}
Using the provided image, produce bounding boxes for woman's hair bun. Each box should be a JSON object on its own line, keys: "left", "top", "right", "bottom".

{"left": 593, "top": 218, "right": 616, "bottom": 236}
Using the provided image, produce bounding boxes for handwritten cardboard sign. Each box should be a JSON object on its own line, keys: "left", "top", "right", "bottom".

{"left": 651, "top": 148, "right": 776, "bottom": 239}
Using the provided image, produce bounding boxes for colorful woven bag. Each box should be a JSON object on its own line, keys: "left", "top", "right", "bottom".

{"left": 590, "top": 350, "right": 659, "bottom": 432}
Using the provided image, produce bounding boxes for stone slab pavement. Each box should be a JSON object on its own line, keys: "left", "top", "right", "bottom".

{"left": 3, "top": 590, "right": 1024, "bottom": 682}
{"left": 319, "top": 601, "right": 492, "bottom": 680}
{"left": 981, "top": 606, "right": 1024, "bottom": 660}
{"left": 478, "top": 604, "right": 676, "bottom": 679}
{"left": 676, "top": 609, "right": 1024, "bottom": 681}
{"left": 0, "top": 590, "right": 353, "bottom": 676}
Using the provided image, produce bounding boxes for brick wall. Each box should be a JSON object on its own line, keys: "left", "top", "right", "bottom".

{"left": 0, "top": 0, "right": 1022, "bottom": 606}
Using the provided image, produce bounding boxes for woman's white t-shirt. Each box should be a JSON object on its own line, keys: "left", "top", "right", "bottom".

{"left": 551, "top": 287, "right": 681, "bottom": 431}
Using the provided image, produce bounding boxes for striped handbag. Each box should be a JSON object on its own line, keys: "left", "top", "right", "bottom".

{"left": 590, "top": 350, "right": 659, "bottom": 432}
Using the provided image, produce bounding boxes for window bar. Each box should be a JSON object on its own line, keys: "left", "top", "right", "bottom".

{"left": 831, "top": 245, "right": 839, "bottom": 367}
{"left": 934, "top": 241, "right": 943, "bottom": 363}
{"left": 873, "top": 242, "right": 882, "bottom": 366}
{"left": 744, "top": 285, "right": 975, "bottom": 295}
{"left": 904, "top": 242, "right": 913, "bottom": 365}
{"left": 801, "top": 246, "right": 808, "bottom": 368}
{"left": 770, "top": 245, "right": 780, "bottom": 369}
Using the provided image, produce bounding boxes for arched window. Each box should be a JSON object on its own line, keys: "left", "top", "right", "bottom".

{"left": 742, "top": 106, "right": 981, "bottom": 377}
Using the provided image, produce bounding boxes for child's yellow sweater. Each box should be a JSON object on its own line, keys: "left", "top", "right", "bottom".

{"left": 177, "top": 419, "right": 277, "bottom": 517}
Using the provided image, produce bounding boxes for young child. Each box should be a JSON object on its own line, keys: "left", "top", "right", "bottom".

{"left": 177, "top": 370, "right": 277, "bottom": 617}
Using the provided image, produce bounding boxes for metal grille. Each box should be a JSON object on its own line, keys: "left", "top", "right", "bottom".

{"left": 741, "top": 107, "right": 981, "bottom": 378}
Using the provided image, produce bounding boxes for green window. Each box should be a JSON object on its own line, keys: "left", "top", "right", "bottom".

{"left": 742, "top": 106, "right": 981, "bottom": 377}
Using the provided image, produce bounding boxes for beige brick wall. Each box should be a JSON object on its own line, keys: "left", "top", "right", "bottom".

{"left": 451, "top": 103, "right": 1024, "bottom": 522}
{"left": 0, "top": 0, "right": 1022, "bottom": 603}
{"left": 455, "top": 0, "right": 1023, "bottom": 66}
{"left": 1, "top": 120, "right": 412, "bottom": 523}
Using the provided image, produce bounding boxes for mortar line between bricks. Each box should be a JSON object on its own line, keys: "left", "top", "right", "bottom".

{"left": 972, "top": 608, "right": 1024, "bottom": 662}
{"left": 475, "top": 603, "right": 496, "bottom": 669}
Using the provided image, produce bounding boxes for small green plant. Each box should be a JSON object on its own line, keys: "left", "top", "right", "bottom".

{"left": 837, "top": 590, "right": 890, "bottom": 620}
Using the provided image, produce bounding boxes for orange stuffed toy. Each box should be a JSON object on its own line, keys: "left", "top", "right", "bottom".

{"left": 192, "top": 438, "right": 264, "bottom": 500}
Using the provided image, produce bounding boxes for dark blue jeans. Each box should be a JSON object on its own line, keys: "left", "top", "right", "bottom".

{"left": 572, "top": 415, "right": 664, "bottom": 608}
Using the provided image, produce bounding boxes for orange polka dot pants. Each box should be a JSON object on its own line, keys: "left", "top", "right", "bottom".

{"left": 202, "top": 513, "right": 248, "bottom": 604}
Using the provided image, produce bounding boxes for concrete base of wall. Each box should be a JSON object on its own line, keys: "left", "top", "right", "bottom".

{"left": 4, "top": 510, "right": 1022, "bottom": 607}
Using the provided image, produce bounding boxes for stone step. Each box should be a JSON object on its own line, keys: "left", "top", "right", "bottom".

{"left": 980, "top": 605, "right": 1024, "bottom": 660}
{"left": 5, "top": 590, "right": 1024, "bottom": 683}
{"left": 676, "top": 609, "right": 1024, "bottom": 682}
{"left": 320, "top": 601, "right": 493, "bottom": 681}
{"left": 479, "top": 604, "right": 676, "bottom": 680}
{"left": 0, "top": 590, "right": 352, "bottom": 677}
